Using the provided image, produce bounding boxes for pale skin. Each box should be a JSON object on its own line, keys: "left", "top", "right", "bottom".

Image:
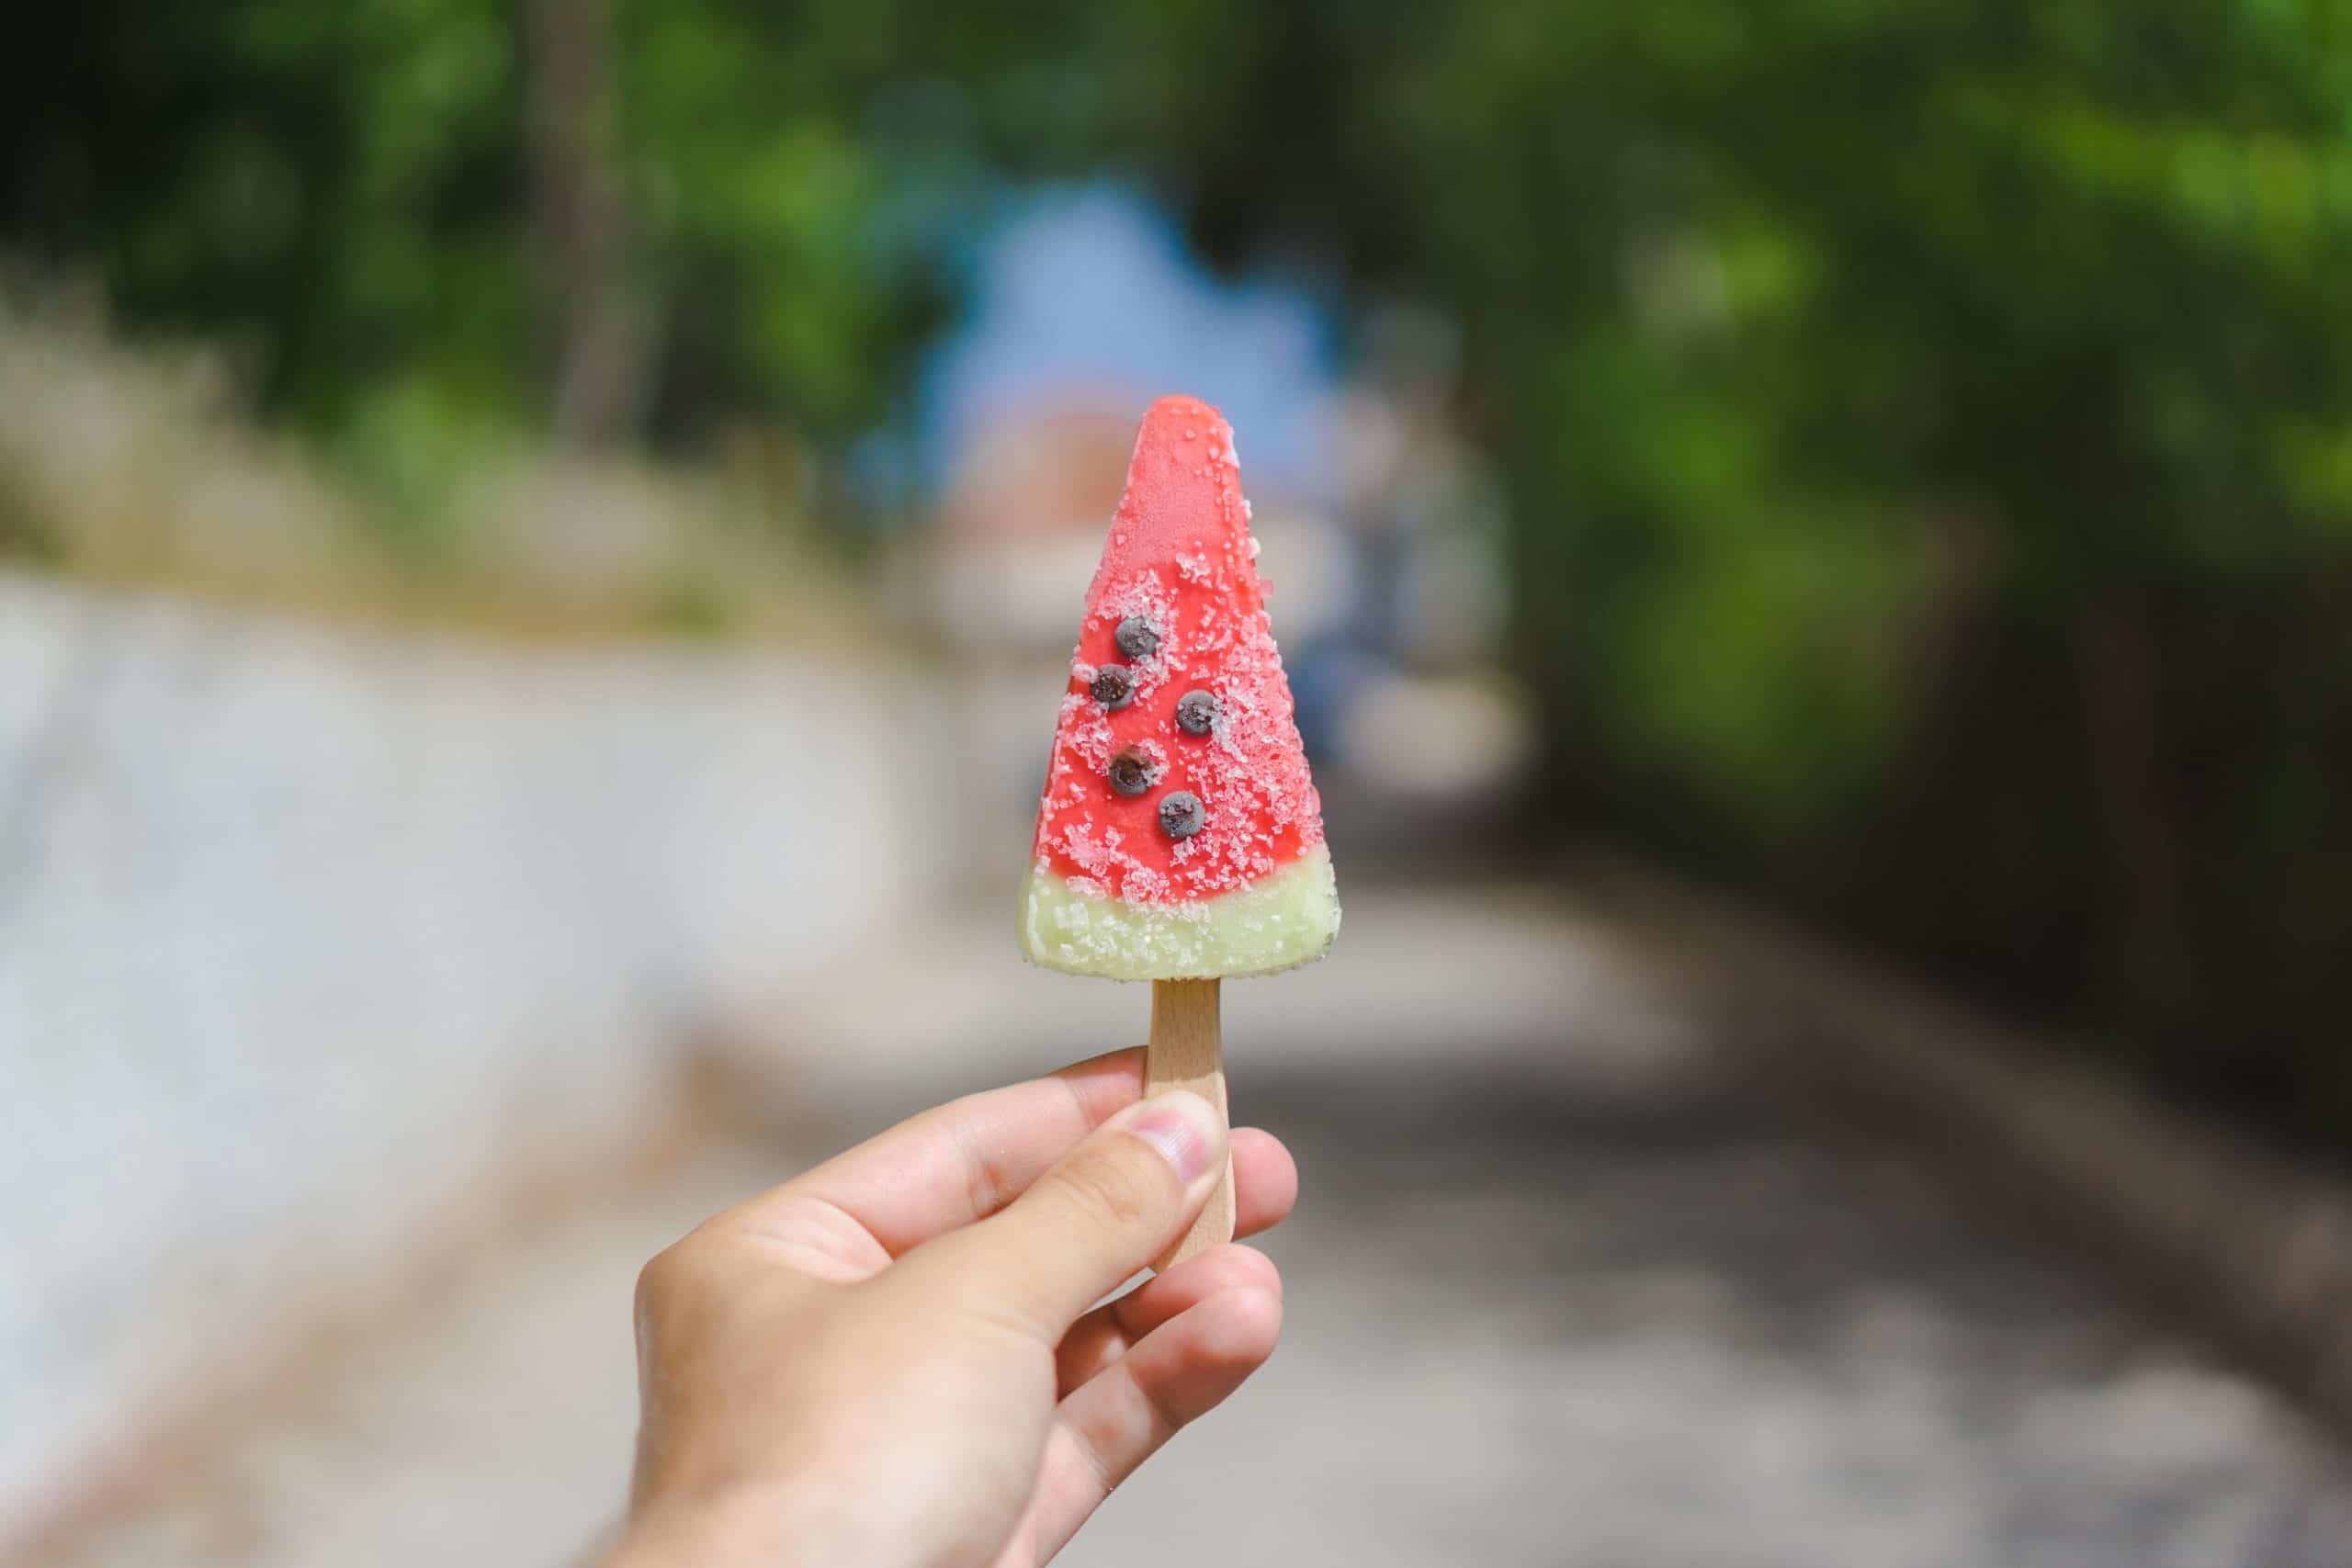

{"left": 605, "top": 1047, "right": 1297, "bottom": 1568}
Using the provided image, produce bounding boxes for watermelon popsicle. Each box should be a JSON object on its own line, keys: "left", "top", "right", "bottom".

{"left": 1018, "top": 394, "right": 1339, "bottom": 1266}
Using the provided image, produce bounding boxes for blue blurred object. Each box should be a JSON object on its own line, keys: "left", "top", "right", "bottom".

{"left": 915, "top": 183, "right": 1340, "bottom": 507}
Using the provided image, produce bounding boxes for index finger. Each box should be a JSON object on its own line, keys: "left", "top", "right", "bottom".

{"left": 707, "top": 1047, "right": 1146, "bottom": 1259}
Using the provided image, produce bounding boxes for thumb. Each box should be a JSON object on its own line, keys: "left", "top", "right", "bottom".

{"left": 889, "top": 1089, "right": 1227, "bottom": 1343}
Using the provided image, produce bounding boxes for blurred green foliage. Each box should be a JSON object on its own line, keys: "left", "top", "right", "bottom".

{"left": 6, "top": 0, "right": 2352, "bottom": 1140}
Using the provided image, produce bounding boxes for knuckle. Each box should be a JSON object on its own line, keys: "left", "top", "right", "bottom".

{"left": 1053, "top": 1142, "right": 1169, "bottom": 1229}
{"left": 633, "top": 1235, "right": 710, "bottom": 1316}
{"left": 946, "top": 1113, "right": 1004, "bottom": 1218}
{"left": 633, "top": 1246, "right": 682, "bottom": 1320}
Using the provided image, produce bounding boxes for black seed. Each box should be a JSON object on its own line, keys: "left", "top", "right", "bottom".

{"left": 1090, "top": 663, "right": 1136, "bottom": 710}
{"left": 1175, "top": 689, "right": 1217, "bottom": 736}
{"left": 1107, "top": 747, "right": 1157, "bottom": 796}
{"left": 1158, "top": 790, "right": 1204, "bottom": 839}
{"left": 1114, "top": 615, "right": 1160, "bottom": 660}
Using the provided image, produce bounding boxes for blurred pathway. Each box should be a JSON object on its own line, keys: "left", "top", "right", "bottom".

{"left": 42, "top": 883, "right": 2352, "bottom": 1567}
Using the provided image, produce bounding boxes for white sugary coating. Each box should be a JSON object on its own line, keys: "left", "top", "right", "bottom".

{"left": 1017, "top": 842, "right": 1340, "bottom": 981}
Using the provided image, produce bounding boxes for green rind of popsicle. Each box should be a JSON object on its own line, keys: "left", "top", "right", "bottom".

{"left": 1017, "top": 843, "right": 1340, "bottom": 981}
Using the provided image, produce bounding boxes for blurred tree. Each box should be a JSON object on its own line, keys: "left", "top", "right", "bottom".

{"left": 527, "top": 0, "right": 641, "bottom": 446}
{"left": 1342, "top": 0, "right": 2352, "bottom": 1137}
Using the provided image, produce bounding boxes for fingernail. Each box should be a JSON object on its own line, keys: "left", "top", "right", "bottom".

{"left": 1125, "top": 1090, "right": 1220, "bottom": 1183}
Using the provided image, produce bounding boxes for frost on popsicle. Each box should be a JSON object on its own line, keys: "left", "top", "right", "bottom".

{"left": 1017, "top": 394, "right": 1340, "bottom": 981}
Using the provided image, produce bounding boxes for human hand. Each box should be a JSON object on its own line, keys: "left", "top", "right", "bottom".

{"left": 605, "top": 1047, "right": 1297, "bottom": 1568}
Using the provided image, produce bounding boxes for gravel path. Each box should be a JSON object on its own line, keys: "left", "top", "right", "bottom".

{"left": 41, "top": 886, "right": 2352, "bottom": 1566}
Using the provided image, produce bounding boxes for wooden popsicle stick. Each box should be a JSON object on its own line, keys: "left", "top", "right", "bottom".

{"left": 1146, "top": 977, "right": 1231, "bottom": 1270}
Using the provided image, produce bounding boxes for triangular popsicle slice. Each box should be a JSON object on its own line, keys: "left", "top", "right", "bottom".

{"left": 1018, "top": 395, "right": 1340, "bottom": 980}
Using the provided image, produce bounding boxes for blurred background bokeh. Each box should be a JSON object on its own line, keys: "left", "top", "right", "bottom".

{"left": 7, "top": 2, "right": 2352, "bottom": 1563}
